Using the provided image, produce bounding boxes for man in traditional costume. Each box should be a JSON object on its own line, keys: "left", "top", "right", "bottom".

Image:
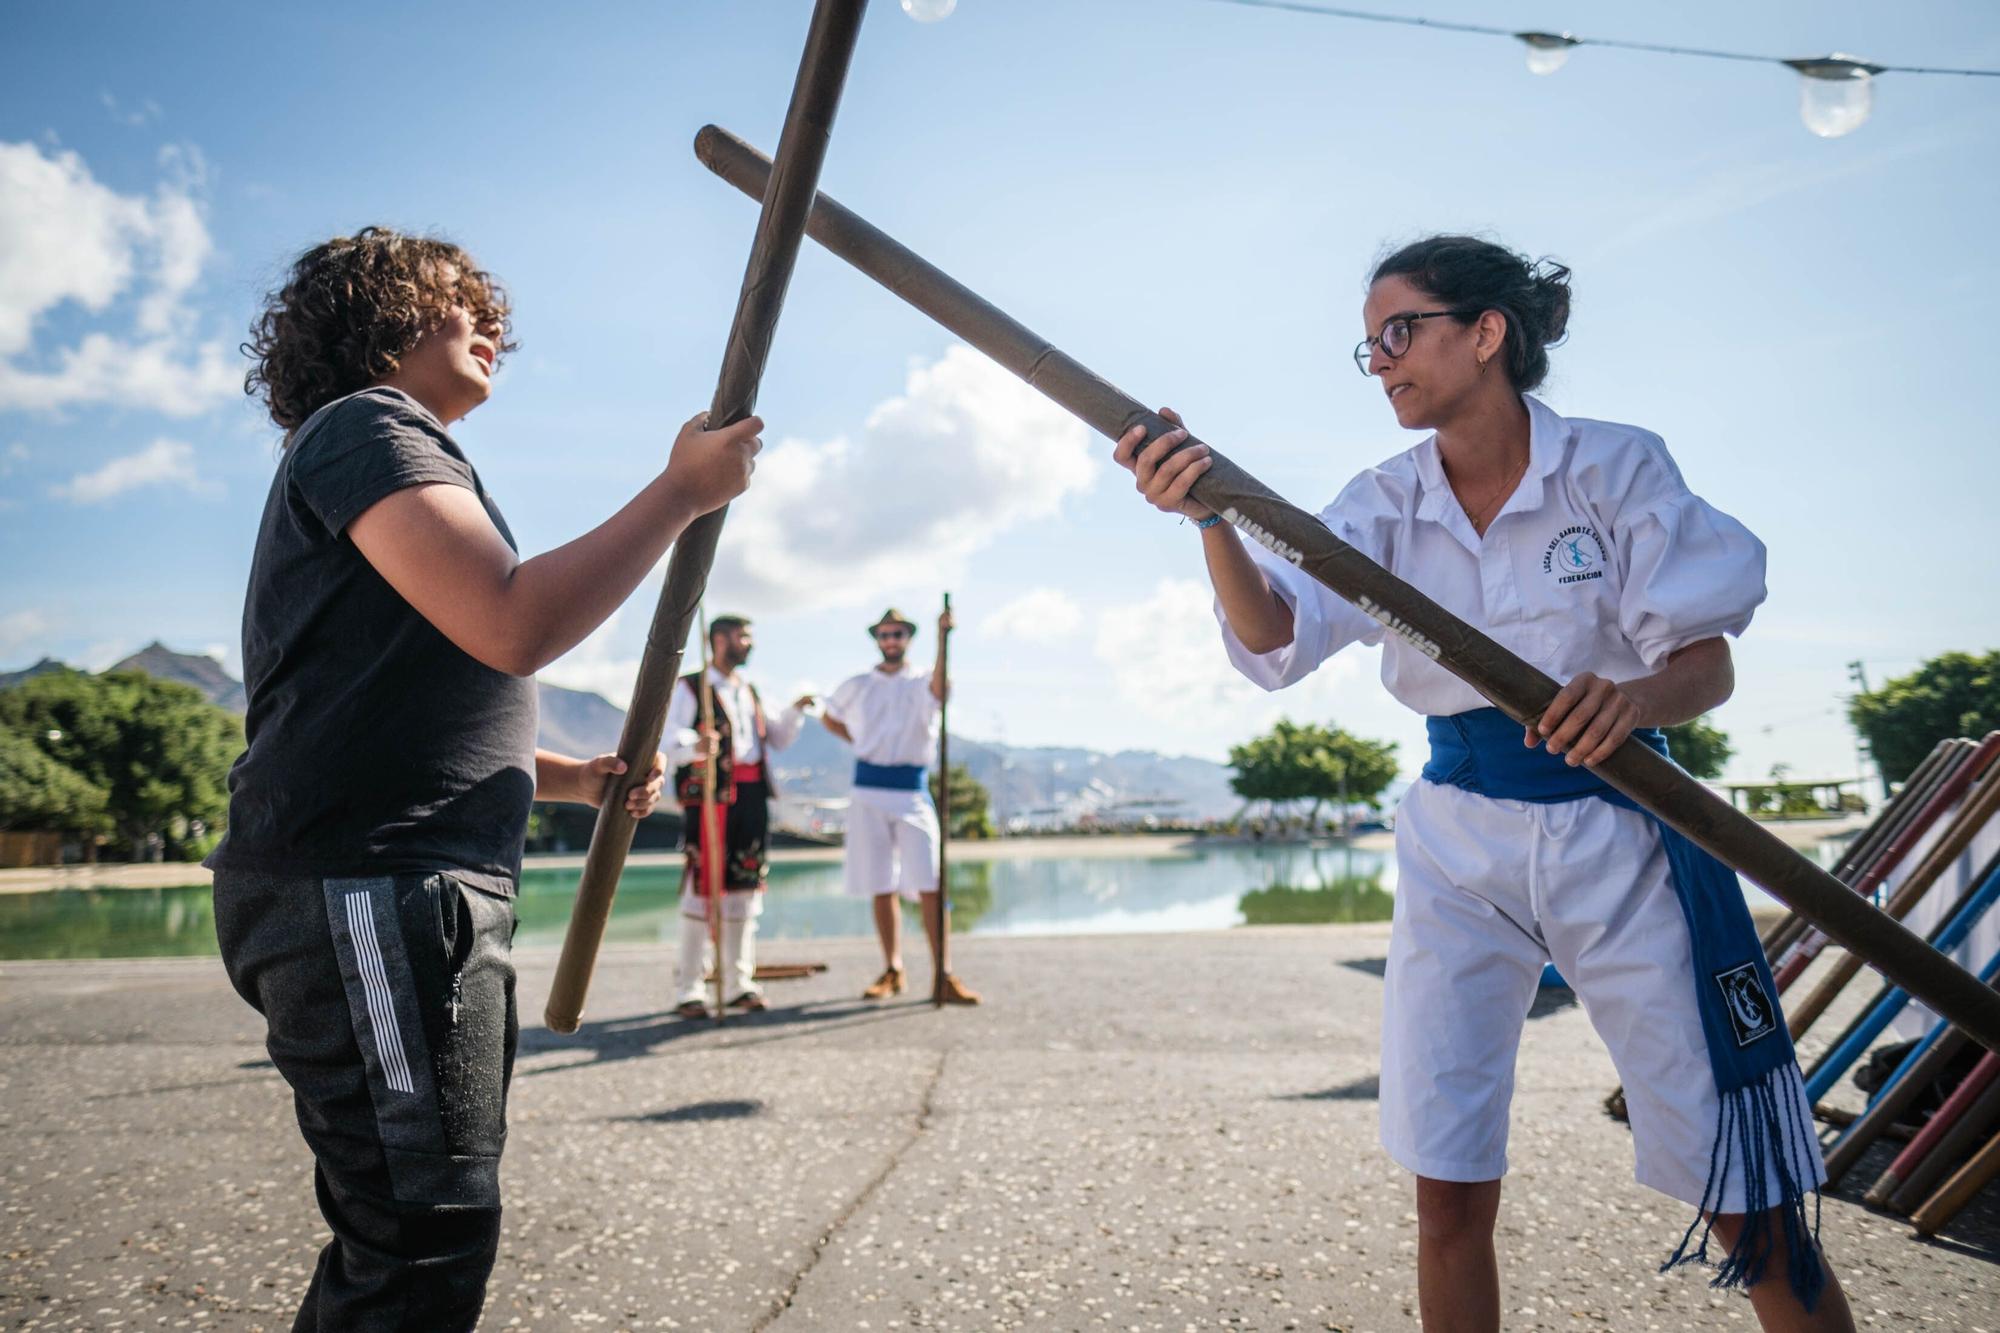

{"left": 667, "top": 614, "right": 811, "bottom": 1018}
{"left": 822, "top": 607, "right": 980, "bottom": 1004}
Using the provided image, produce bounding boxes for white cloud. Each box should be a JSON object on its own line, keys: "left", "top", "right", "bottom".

{"left": 100, "top": 92, "right": 163, "bottom": 129}
{"left": 51, "top": 438, "right": 217, "bottom": 504}
{"left": 0, "top": 609, "right": 49, "bottom": 658}
{"left": 0, "top": 140, "right": 235, "bottom": 416}
{"left": 541, "top": 609, "right": 645, "bottom": 708}
{"left": 1094, "top": 577, "right": 1363, "bottom": 726}
{"left": 982, "top": 587, "right": 1084, "bottom": 643}
{"left": 708, "top": 345, "right": 1097, "bottom": 611}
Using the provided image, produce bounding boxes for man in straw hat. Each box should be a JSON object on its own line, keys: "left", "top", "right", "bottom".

{"left": 821, "top": 606, "right": 980, "bottom": 1004}
{"left": 664, "top": 613, "right": 812, "bottom": 1018}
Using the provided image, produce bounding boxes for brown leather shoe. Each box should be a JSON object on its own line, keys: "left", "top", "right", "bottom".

{"left": 933, "top": 973, "right": 982, "bottom": 1006}
{"left": 861, "top": 966, "right": 906, "bottom": 1000}
{"left": 675, "top": 1000, "right": 711, "bottom": 1020}
{"left": 729, "top": 991, "right": 768, "bottom": 1012}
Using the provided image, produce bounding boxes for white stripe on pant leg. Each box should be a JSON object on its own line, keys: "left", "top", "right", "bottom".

{"left": 344, "top": 891, "right": 416, "bottom": 1094}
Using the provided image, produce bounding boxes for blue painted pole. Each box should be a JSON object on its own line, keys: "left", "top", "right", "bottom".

{"left": 1805, "top": 863, "right": 2000, "bottom": 1103}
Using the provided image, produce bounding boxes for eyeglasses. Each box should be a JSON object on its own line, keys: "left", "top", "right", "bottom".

{"left": 875, "top": 628, "right": 910, "bottom": 641}
{"left": 1353, "top": 309, "right": 1481, "bottom": 376}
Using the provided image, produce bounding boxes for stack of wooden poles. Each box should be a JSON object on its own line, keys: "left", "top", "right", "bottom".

{"left": 1761, "top": 732, "right": 2000, "bottom": 1235}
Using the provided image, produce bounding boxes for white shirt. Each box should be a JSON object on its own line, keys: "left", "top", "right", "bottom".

{"left": 665, "top": 667, "right": 804, "bottom": 768}
{"left": 1222, "top": 395, "right": 1767, "bottom": 714}
{"left": 825, "top": 664, "right": 941, "bottom": 767}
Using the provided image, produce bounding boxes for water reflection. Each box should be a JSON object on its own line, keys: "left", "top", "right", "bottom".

{"left": 0, "top": 886, "right": 221, "bottom": 959}
{"left": 0, "top": 841, "right": 1400, "bottom": 959}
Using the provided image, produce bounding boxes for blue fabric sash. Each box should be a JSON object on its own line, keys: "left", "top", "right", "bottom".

{"left": 854, "top": 761, "right": 926, "bottom": 791}
{"left": 1423, "top": 708, "right": 1823, "bottom": 1308}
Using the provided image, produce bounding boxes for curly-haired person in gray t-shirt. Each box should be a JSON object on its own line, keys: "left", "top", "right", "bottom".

{"left": 207, "top": 227, "right": 762, "bottom": 1331}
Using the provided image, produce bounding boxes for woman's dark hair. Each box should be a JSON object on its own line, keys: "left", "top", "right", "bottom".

{"left": 1370, "top": 235, "right": 1571, "bottom": 392}
{"left": 243, "top": 226, "right": 517, "bottom": 433}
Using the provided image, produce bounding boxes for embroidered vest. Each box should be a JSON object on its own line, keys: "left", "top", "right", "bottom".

{"left": 673, "top": 671, "right": 777, "bottom": 806}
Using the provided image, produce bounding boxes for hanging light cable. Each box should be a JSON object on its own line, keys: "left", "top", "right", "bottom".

{"left": 1204, "top": 0, "right": 2000, "bottom": 136}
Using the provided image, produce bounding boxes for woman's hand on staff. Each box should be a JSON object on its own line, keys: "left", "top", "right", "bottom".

{"left": 1113, "top": 407, "right": 1214, "bottom": 521}
{"left": 1529, "top": 673, "right": 1640, "bottom": 768}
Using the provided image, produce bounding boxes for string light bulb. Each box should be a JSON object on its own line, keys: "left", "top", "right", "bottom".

{"left": 1783, "top": 54, "right": 1886, "bottom": 137}
{"left": 901, "top": 0, "right": 956, "bottom": 21}
{"left": 1515, "top": 31, "right": 1579, "bottom": 77}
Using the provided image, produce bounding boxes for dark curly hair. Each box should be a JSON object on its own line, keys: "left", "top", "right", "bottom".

{"left": 1371, "top": 235, "right": 1571, "bottom": 392}
{"left": 243, "top": 227, "right": 518, "bottom": 433}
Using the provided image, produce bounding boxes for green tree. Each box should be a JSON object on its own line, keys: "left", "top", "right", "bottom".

{"left": 1849, "top": 651, "right": 2000, "bottom": 786}
{"left": 0, "top": 727, "right": 110, "bottom": 833}
{"left": 929, "top": 762, "right": 994, "bottom": 840}
{"left": 1664, "top": 715, "right": 1734, "bottom": 780}
{"left": 0, "top": 669, "right": 242, "bottom": 860}
{"left": 1229, "top": 719, "right": 1399, "bottom": 831}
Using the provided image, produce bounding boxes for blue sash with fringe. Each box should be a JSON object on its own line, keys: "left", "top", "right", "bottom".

{"left": 1423, "top": 708, "right": 1823, "bottom": 1309}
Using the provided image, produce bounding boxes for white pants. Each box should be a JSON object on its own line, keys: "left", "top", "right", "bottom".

{"left": 1380, "top": 780, "right": 1825, "bottom": 1212}
{"left": 843, "top": 786, "right": 940, "bottom": 899}
{"left": 674, "top": 890, "right": 759, "bottom": 1005}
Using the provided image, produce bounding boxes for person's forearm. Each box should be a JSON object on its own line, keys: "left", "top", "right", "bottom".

{"left": 822, "top": 715, "right": 853, "bottom": 743}
{"left": 501, "top": 472, "right": 702, "bottom": 674}
{"left": 1202, "top": 525, "right": 1294, "bottom": 655}
{"left": 931, "top": 657, "right": 949, "bottom": 703}
{"left": 534, "top": 749, "right": 584, "bottom": 804}
{"left": 1621, "top": 638, "right": 1733, "bottom": 728}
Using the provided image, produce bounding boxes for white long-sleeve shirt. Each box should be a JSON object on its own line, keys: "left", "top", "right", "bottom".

{"left": 665, "top": 668, "right": 804, "bottom": 768}
{"left": 824, "top": 663, "right": 940, "bottom": 767}
{"left": 1222, "top": 394, "right": 1768, "bottom": 713}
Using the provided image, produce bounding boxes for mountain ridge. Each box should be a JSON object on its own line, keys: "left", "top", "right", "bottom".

{"left": 3, "top": 645, "right": 1243, "bottom": 824}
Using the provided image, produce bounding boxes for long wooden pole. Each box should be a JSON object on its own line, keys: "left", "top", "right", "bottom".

{"left": 1911, "top": 1120, "right": 2000, "bottom": 1236}
{"left": 1762, "top": 739, "right": 1962, "bottom": 965}
{"left": 933, "top": 590, "right": 952, "bottom": 1006}
{"left": 542, "top": 0, "right": 868, "bottom": 1034}
{"left": 692, "top": 124, "right": 2000, "bottom": 1056}
{"left": 698, "top": 610, "right": 725, "bottom": 1022}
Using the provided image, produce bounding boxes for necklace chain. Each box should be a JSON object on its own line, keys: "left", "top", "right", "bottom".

{"left": 1460, "top": 452, "right": 1528, "bottom": 533}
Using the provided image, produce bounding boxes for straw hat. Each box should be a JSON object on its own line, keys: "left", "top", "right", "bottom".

{"left": 868, "top": 608, "right": 917, "bottom": 637}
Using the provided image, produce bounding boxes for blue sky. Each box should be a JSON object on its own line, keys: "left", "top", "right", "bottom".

{"left": 2, "top": 0, "right": 1996, "bottom": 785}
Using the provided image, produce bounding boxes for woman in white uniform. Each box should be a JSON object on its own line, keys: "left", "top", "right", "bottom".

{"left": 1113, "top": 236, "right": 1852, "bottom": 1332}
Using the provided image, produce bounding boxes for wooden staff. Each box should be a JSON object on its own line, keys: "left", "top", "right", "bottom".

{"left": 1893, "top": 1068, "right": 2000, "bottom": 1214}
{"left": 1801, "top": 845, "right": 2000, "bottom": 1092}
{"left": 1912, "top": 1120, "right": 2000, "bottom": 1236}
{"left": 691, "top": 124, "right": 2000, "bottom": 1056}
{"left": 1822, "top": 1022, "right": 1974, "bottom": 1182}
{"left": 1785, "top": 760, "right": 2000, "bottom": 1042}
{"left": 933, "top": 590, "right": 952, "bottom": 1006}
{"left": 1611, "top": 740, "right": 1969, "bottom": 1126}
{"left": 1773, "top": 732, "right": 2000, "bottom": 991}
{"left": 1876, "top": 1049, "right": 2000, "bottom": 1211}
{"left": 542, "top": 0, "right": 868, "bottom": 1034}
{"left": 698, "top": 609, "right": 726, "bottom": 1022}
{"left": 1762, "top": 739, "right": 1963, "bottom": 965}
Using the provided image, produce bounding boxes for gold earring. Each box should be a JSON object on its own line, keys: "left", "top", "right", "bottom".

{"left": 1477, "top": 355, "right": 1489, "bottom": 376}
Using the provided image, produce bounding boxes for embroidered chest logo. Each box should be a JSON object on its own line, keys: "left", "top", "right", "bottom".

{"left": 1713, "top": 962, "right": 1778, "bottom": 1047}
{"left": 1541, "top": 525, "right": 1606, "bottom": 586}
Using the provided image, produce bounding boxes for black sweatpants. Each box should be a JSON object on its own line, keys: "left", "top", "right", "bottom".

{"left": 213, "top": 868, "right": 518, "bottom": 1332}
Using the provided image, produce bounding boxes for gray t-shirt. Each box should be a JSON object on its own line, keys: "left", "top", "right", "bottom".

{"left": 208, "top": 387, "right": 538, "bottom": 895}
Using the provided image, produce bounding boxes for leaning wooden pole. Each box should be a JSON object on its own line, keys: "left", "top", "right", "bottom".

{"left": 933, "top": 590, "right": 952, "bottom": 1006}
{"left": 693, "top": 124, "right": 2000, "bottom": 1055}
{"left": 698, "top": 609, "right": 726, "bottom": 1023}
{"left": 542, "top": 0, "right": 869, "bottom": 1034}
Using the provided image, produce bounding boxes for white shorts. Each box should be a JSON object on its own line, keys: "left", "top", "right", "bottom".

{"left": 1379, "top": 780, "right": 1826, "bottom": 1212}
{"left": 843, "top": 786, "right": 940, "bottom": 900}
